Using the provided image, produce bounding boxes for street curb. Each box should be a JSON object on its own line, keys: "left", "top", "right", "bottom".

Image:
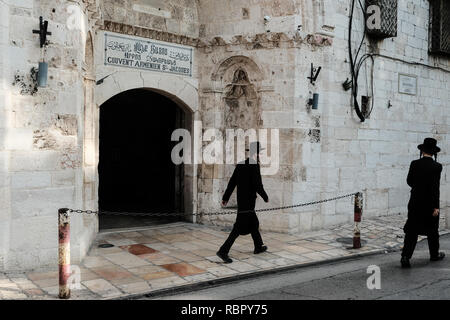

{"left": 115, "top": 248, "right": 388, "bottom": 300}
{"left": 112, "top": 229, "right": 450, "bottom": 300}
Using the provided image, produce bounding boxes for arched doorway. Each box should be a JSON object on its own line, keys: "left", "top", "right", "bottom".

{"left": 98, "top": 88, "right": 187, "bottom": 229}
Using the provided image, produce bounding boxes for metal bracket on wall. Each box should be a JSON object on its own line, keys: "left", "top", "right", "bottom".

{"left": 32, "top": 16, "right": 51, "bottom": 48}
{"left": 307, "top": 63, "right": 321, "bottom": 85}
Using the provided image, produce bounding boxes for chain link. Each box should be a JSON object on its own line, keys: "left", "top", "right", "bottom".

{"left": 67, "top": 192, "right": 357, "bottom": 217}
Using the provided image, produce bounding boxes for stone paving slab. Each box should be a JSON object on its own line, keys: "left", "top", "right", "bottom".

{"left": 0, "top": 214, "right": 447, "bottom": 300}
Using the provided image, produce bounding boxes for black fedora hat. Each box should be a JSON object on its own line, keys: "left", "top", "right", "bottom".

{"left": 418, "top": 137, "right": 440, "bottom": 154}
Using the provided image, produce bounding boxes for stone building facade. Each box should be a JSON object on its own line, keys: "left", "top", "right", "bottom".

{"left": 0, "top": 0, "right": 449, "bottom": 271}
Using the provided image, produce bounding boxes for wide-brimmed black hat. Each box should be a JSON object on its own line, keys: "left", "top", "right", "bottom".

{"left": 246, "top": 141, "right": 265, "bottom": 154}
{"left": 418, "top": 137, "right": 440, "bottom": 154}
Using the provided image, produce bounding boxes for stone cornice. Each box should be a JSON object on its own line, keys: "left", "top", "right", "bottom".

{"left": 100, "top": 20, "right": 333, "bottom": 50}
{"left": 101, "top": 20, "right": 199, "bottom": 47}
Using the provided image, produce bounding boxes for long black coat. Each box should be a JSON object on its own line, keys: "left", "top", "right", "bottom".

{"left": 404, "top": 157, "right": 442, "bottom": 235}
{"left": 222, "top": 159, "right": 269, "bottom": 235}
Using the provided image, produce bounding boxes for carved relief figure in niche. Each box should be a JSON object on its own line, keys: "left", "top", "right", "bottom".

{"left": 224, "top": 68, "right": 261, "bottom": 130}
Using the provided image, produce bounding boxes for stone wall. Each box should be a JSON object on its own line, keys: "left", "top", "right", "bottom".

{"left": 0, "top": 0, "right": 449, "bottom": 271}
{"left": 101, "top": 0, "right": 199, "bottom": 38}
{"left": 195, "top": 0, "right": 450, "bottom": 233}
{"left": 0, "top": 0, "right": 95, "bottom": 271}
{"left": 0, "top": 0, "right": 203, "bottom": 271}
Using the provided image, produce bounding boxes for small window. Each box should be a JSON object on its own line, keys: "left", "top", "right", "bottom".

{"left": 429, "top": 0, "right": 450, "bottom": 56}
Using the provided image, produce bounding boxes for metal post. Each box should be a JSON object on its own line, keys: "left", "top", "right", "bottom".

{"left": 353, "top": 192, "right": 363, "bottom": 249}
{"left": 58, "top": 208, "right": 71, "bottom": 299}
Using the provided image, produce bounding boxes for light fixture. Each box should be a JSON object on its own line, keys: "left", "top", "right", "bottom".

{"left": 308, "top": 93, "right": 319, "bottom": 110}
{"left": 37, "top": 62, "right": 48, "bottom": 87}
{"left": 33, "top": 16, "right": 51, "bottom": 88}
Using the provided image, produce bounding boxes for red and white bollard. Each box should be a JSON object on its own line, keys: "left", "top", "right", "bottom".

{"left": 58, "top": 208, "right": 71, "bottom": 299}
{"left": 353, "top": 192, "right": 363, "bottom": 249}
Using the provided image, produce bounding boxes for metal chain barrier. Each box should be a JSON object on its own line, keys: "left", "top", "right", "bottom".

{"left": 67, "top": 192, "right": 358, "bottom": 217}
{"left": 58, "top": 191, "right": 363, "bottom": 299}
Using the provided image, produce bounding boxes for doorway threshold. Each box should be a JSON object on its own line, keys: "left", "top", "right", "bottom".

{"left": 99, "top": 222, "right": 189, "bottom": 235}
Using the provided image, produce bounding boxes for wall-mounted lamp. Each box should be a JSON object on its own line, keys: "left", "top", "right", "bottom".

{"left": 308, "top": 93, "right": 320, "bottom": 110}
{"left": 37, "top": 62, "right": 48, "bottom": 87}
{"left": 33, "top": 16, "right": 51, "bottom": 88}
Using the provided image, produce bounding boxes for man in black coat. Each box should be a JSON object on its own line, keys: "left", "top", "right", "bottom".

{"left": 216, "top": 142, "right": 269, "bottom": 263}
{"left": 401, "top": 137, "right": 445, "bottom": 268}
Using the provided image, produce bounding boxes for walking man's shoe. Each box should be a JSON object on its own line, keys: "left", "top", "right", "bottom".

{"left": 254, "top": 245, "right": 268, "bottom": 254}
{"left": 430, "top": 252, "right": 445, "bottom": 261}
{"left": 216, "top": 251, "right": 233, "bottom": 264}
{"left": 400, "top": 256, "right": 411, "bottom": 268}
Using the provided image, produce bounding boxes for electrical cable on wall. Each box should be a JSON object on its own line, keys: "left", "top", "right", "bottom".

{"left": 347, "top": 0, "right": 450, "bottom": 122}
{"left": 348, "top": 0, "right": 375, "bottom": 122}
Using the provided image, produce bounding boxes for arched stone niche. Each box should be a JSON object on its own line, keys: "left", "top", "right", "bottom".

{"left": 211, "top": 55, "right": 264, "bottom": 83}
{"left": 211, "top": 56, "right": 265, "bottom": 130}
{"left": 223, "top": 68, "right": 260, "bottom": 129}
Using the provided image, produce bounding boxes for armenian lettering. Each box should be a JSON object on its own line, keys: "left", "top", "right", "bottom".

{"left": 104, "top": 32, "right": 193, "bottom": 76}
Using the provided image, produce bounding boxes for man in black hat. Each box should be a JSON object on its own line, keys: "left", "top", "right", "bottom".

{"left": 216, "top": 141, "right": 269, "bottom": 263}
{"left": 401, "top": 137, "right": 445, "bottom": 268}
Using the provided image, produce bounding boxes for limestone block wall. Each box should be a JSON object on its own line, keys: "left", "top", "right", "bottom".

{"left": 101, "top": 0, "right": 199, "bottom": 38}
{"left": 0, "top": 0, "right": 12, "bottom": 272}
{"left": 195, "top": 0, "right": 450, "bottom": 233}
{"left": 195, "top": 0, "right": 336, "bottom": 232}
{"left": 0, "top": 0, "right": 97, "bottom": 271}
{"left": 92, "top": 0, "right": 202, "bottom": 222}
{"left": 1, "top": 0, "right": 449, "bottom": 271}
{"left": 0, "top": 0, "right": 203, "bottom": 271}
{"left": 319, "top": 0, "right": 450, "bottom": 229}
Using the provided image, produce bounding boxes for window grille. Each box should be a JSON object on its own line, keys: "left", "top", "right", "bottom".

{"left": 365, "top": 0, "right": 398, "bottom": 39}
{"left": 429, "top": 0, "right": 450, "bottom": 56}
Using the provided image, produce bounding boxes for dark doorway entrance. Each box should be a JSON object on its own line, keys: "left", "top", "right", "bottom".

{"left": 98, "top": 89, "right": 185, "bottom": 230}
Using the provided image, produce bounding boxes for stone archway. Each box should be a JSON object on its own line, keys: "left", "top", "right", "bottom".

{"left": 84, "top": 71, "right": 199, "bottom": 228}
{"left": 97, "top": 88, "right": 191, "bottom": 229}
{"left": 95, "top": 71, "right": 199, "bottom": 113}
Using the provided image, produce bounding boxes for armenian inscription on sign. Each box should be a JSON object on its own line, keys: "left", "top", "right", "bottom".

{"left": 104, "top": 32, "right": 193, "bottom": 77}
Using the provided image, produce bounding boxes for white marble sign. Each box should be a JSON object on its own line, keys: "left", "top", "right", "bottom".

{"left": 104, "top": 32, "right": 193, "bottom": 77}
{"left": 398, "top": 74, "right": 417, "bottom": 95}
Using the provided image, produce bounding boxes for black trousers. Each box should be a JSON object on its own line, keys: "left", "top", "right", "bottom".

{"left": 401, "top": 232, "right": 440, "bottom": 259}
{"left": 219, "top": 213, "right": 264, "bottom": 254}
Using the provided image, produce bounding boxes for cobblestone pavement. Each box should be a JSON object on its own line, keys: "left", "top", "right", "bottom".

{"left": 0, "top": 214, "right": 447, "bottom": 300}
